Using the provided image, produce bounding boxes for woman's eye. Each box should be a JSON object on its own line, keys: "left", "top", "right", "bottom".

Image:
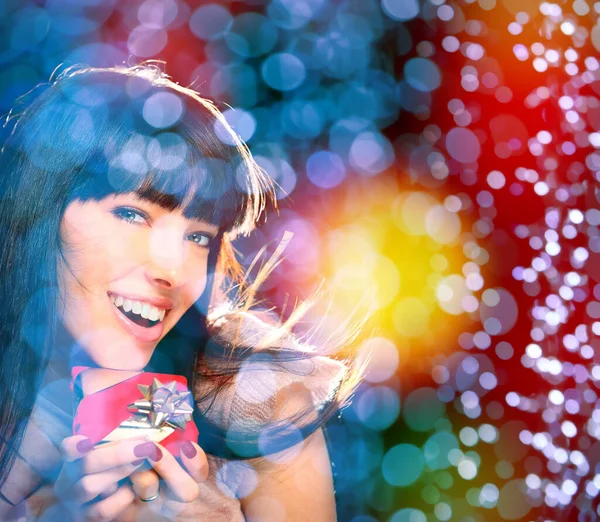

{"left": 188, "top": 232, "right": 211, "bottom": 248}
{"left": 112, "top": 207, "right": 212, "bottom": 247}
{"left": 112, "top": 207, "right": 148, "bottom": 226}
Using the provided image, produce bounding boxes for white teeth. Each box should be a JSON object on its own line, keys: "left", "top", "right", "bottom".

{"left": 148, "top": 306, "right": 160, "bottom": 321}
{"left": 111, "top": 294, "right": 167, "bottom": 322}
{"left": 141, "top": 303, "right": 151, "bottom": 319}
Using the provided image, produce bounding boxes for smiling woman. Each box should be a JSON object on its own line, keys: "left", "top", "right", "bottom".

{"left": 0, "top": 65, "right": 360, "bottom": 521}
{"left": 59, "top": 193, "right": 219, "bottom": 368}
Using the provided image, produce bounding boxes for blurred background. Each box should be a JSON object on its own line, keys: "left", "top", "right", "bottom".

{"left": 1, "top": 0, "right": 599, "bottom": 520}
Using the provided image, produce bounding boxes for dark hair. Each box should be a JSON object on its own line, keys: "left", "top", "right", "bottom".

{"left": 0, "top": 65, "right": 275, "bottom": 484}
{"left": 0, "top": 65, "right": 363, "bottom": 487}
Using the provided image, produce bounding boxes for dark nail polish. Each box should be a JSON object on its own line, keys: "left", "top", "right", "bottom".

{"left": 134, "top": 441, "right": 156, "bottom": 458}
{"left": 181, "top": 441, "right": 197, "bottom": 459}
{"left": 149, "top": 445, "right": 163, "bottom": 462}
{"left": 76, "top": 439, "right": 93, "bottom": 453}
{"left": 132, "top": 459, "right": 144, "bottom": 466}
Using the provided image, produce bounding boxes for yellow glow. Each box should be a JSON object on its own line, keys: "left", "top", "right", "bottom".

{"left": 393, "top": 297, "right": 430, "bottom": 337}
{"left": 317, "top": 179, "right": 471, "bottom": 356}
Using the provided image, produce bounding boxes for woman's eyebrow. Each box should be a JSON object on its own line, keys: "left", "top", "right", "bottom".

{"left": 133, "top": 188, "right": 180, "bottom": 212}
{"left": 131, "top": 190, "right": 219, "bottom": 231}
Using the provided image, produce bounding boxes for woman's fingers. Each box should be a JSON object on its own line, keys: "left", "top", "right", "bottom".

{"left": 59, "top": 436, "right": 208, "bottom": 507}
{"left": 129, "top": 468, "right": 160, "bottom": 502}
{"left": 71, "top": 462, "right": 144, "bottom": 504}
{"left": 60, "top": 435, "right": 95, "bottom": 462}
{"left": 179, "top": 441, "right": 209, "bottom": 484}
{"left": 63, "top": 438, "right": 158, "bottom": 475}
{"left": 99, "top": 482, "right": 119, "bottom": 500}
{"left": 53, "top": 437, "right": 95, "bottom": 501}
{"left": 56, "top": 436, "right": 147, "bottom": 504}
{"left": 84, "top": 484, "right": 136, "bottom": 522}
{"left": 128, "top": 442, "right": 208, "bottom": 504}
{"left": 143, "top": 442, "right": 203, "bottom": 503}
{"left": 82, "top": 440, "right": 157, "bottom": 475}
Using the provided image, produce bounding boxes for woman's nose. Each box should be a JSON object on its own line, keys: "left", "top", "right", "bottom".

{"left": 146, "top": 225, "right": 190, "bottom": 288}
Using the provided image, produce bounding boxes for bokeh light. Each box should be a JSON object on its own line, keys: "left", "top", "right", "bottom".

{"left": 3, "top": 0, "right": 600, "bottom": 519}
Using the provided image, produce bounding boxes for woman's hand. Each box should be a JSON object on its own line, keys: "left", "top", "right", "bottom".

{"left": 128, "top": 440, "right": 209, "bottom": 503}
{"left": 119, "top": 440, "right": 209, "bottom": 521}
{"left": 54, "top": 436, "right": 208, "bottom": 521}
{"left": 53, "top": 436, "right": 147, "bottom": 520}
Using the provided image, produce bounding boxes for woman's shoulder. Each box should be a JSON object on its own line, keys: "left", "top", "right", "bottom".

{"left": 195, "top": 306, "right": 349, "bottom": 430}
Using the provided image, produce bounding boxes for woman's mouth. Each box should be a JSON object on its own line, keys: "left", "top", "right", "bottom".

{"left": 110, "top": 293, "right": 166, "bottom": 327}
{"left": 108, "top": 292, "right": 169, "bottom": 343}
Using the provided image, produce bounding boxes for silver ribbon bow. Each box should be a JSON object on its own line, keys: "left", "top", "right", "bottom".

{"left": 126, "top": 378, "right": 194, "bottom": 431}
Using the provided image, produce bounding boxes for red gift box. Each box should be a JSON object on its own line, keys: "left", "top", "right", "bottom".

{"left": 72, "top": 368, "right": 199, "bottom": 457}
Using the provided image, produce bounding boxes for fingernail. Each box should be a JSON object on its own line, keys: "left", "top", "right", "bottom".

{"left": 150, "top": 445, "right": 163, "bottom": 462}
{"left": 132, "top": 459, "right": 144, "bottom": 466}
{"left": 134, "top": 441, "right": 156, "bottom": 458}
{"left": 181, "top": 441, "right": 197, "bottom": 459}
{"left": 76, "top": 439, "right": 93, "bottom": 453}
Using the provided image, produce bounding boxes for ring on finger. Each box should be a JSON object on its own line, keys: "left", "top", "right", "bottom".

{"left": 139, "top": 490, "right": 160, "bottom": 502}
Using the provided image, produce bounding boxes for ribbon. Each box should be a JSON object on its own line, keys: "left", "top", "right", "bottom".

{"left": 126, "top": 378, "right": 194, "bottom": 430}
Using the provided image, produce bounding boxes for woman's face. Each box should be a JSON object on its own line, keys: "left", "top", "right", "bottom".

{"left": 58, "top": 192, "right": 219, "bottom": 370}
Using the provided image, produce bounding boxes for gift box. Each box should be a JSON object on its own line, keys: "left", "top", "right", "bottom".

{"left": 72, "top": 367, "right": 199, "bottom": 456}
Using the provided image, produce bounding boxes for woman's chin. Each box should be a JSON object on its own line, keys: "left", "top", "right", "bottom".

{"left": 76, "top": 327, "right": 157, "bottom": 371}
{"left": 93, "top": 352, "right": 152, "bottom": 372}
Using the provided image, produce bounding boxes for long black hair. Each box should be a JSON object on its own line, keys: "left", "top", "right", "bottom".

{"left": 0, "top": 65, "right": 364, "bottom": 487}
{"left": 0, "top": 64, "right": 274, "bottom": 485}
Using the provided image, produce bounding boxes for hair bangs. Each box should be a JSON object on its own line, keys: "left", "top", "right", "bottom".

{"left": 49, "top": 65, "right": 274, "bottom": 237}
{"left": 133, "top": 161, "right": 244, "bottom": 231}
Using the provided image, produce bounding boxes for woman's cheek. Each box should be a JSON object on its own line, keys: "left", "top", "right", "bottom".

{"left": 190, "top": 258, "right": 210, "bottom": 298}
{"left": 101, "top": 228, "right": 144, "bottom": 278}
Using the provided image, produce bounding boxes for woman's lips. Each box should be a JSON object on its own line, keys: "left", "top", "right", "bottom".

{"left": 109, "top": 295, "right": 164, "bottom": 343}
